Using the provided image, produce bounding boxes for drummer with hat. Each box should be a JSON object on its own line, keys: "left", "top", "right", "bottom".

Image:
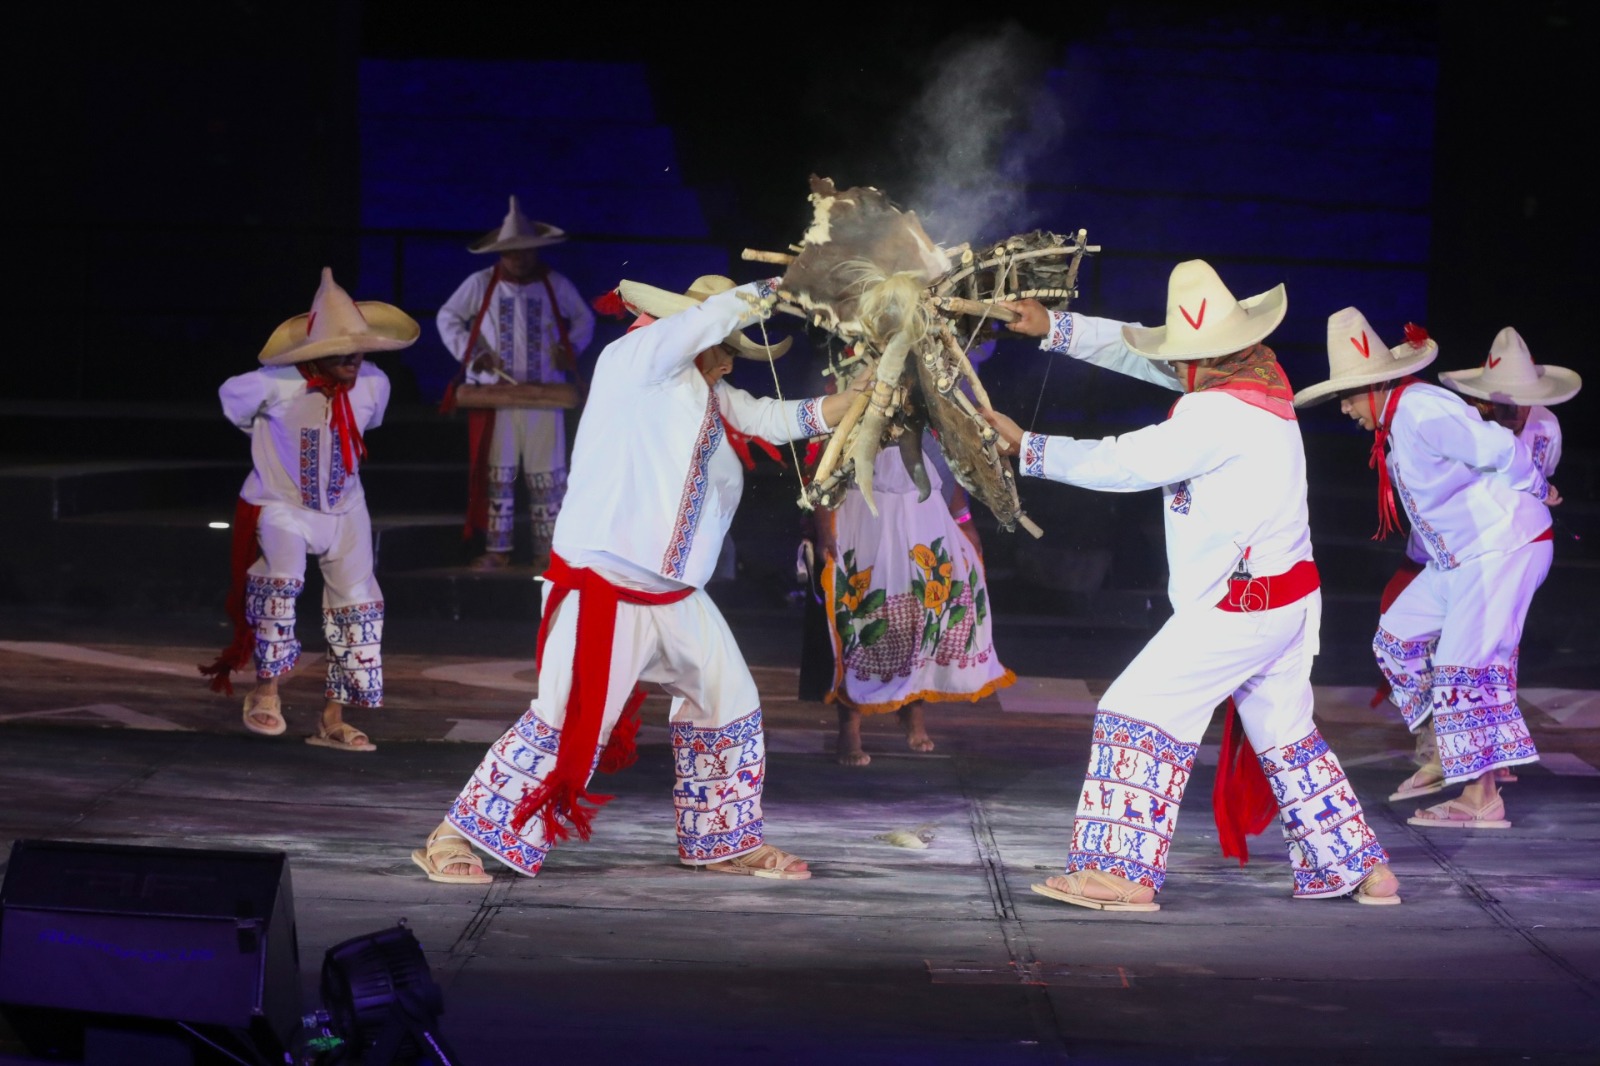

{"left": 201, "top": 268, "right": 419, "bottom": 751}
{"left": 983, "top": 261, "right": 1399, "bottom": 911}
{"left": 413, "top": 274, "right": 869, "bottom": 885}
{"left": 437, "top": 196, "right": 595, "bottom": 570}
{"left": 1294, "top": 310, "right": 1560, "bottom": 830}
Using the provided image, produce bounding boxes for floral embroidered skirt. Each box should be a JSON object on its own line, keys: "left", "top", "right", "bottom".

{"left": 822, "top": 474, "right": 1013, "bottom": 715}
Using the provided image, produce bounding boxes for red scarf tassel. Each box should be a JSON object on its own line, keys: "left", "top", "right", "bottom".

{"left": 197, "top": 497, "right": 263, "bottom": 695}
{"left": 1212, "top": 698, "right": 1278, "bottom": 865}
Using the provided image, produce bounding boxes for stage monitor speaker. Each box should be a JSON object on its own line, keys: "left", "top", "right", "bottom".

{"left": 0, "top": 838, "right": 301, "bottom": 1062}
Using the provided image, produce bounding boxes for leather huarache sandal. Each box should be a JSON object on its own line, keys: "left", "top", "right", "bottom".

{"left": 306, "top": 721, "right": 377, "bottom": 752}
{"left": 1388, "top": 764, "right": 1446, "bottom": 803}
{"left": 242, "top": 692, "right": 286, "bottom": 737}
{"left": 1030, "top": 870, "right": 1159, "bottom": 912}
{"left": 411, "top": 826, "right": 493, "bottom": 885}
{"left": 690, "top": 844, "right": 812, "bottom": 880}
{"left": 1352, "top": 863, "right": 1402, "bottom": 906}
{"left": 1407, "top": 794, "right": 1510, "bottom": 829}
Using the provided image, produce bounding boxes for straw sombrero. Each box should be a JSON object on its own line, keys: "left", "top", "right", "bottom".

{"left": 1122, "top": 259, "right": 1287, "bottom": 361}
{"left": 616, "top": 275, "right": 792, "bottom": 360}
{"left": 468, "top": 195, "right": 567, "bottom": 254}
{"left": 258, "top": 268, "right": 420, "bottom": 367}
{"left": 1292, "top": 307, "right": 1438, "bottom": 408}
{"left": 1437, "top": 327, "right": 1581, "bottom": 406}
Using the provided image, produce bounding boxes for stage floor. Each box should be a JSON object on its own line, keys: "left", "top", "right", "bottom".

{"left": 1, "top": 608, "right": 1597, "bottom": 1064}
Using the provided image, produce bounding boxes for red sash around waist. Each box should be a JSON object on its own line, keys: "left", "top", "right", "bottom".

{"left": 1216, "top": 558, "right": 1320, "bottom": 613}
{"left": 510, "top": 553, "right": 694, "bottom": 842}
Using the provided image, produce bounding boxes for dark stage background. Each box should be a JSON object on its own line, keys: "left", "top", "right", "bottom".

{"left": 7, "top": 1, "right": 1594, "bottom": 430}
{"left": 1, "top": 1, "right": 1595, "bottom": 648}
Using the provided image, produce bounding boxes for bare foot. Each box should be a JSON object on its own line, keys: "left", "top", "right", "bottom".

{"left": 836, "top": 705, "right": 870, "bottom": 767}
{"left": 899, "top": 702, "right": 935, "bottom": 753}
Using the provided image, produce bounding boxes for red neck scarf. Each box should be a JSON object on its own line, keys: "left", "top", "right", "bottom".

{"left": 1368, "top": 377, "right": 1419, "bottom": 540}
{"left": 719, "top": 415, "right": 784, "bottom": 470}
{"left": 297, "top": 364, "right": 366, "bottom": 473}
{"left": 1182, "top": 344, "right": 1296, "bottom": 421}
{"left": 509, "top": 554, "right": 695, "bottom": 843}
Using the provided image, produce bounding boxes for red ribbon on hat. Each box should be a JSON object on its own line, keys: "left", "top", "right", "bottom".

{"left": 297, "top": 365, "right": 366, "bottom": 473}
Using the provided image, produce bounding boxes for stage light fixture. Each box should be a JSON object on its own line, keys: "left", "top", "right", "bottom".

{"left": 314, "top": 920, "right": 462, "bottom": 1065}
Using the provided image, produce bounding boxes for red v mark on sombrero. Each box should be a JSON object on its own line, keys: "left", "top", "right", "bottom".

{"left": 1179, "top": 299, "right": 1207, "bottom": 330}
{"left": 1486, "top": 355, "right": 1502, "bottom": 368}
{"left": 1350, "top": 332, "right": 1371, "bottom": 359}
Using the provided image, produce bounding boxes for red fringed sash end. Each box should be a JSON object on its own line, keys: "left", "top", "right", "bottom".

{"left": 197, "top": 641, "right": 252, "bottom": 696}
{"left": 197, "top": 498, "right": 263, "bottom": 697}
{"left": 597, "top": 688, "right": 647, "bottom": 774}
{"left": 1212, "top": 699, "right": 1278, "bottom": 865}
{"left": 508, "top": 779, "right": 616, "bottom": 843}
{"left": 1369, "top": 680, "right": 1393, "bottom": 709}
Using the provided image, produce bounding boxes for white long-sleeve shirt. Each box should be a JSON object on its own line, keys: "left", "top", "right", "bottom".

{"left": 1385, "top": 383, "right": 1550, "bottom": 571}
{"left": 554, "top": 282, "right": 829, "bottom": 592}
{"left": 1020, "top": 312, "right": 1313, "bottom": 613}
{"left": 1405, "top": 403, "right": 1561, "bottom": 564}
{"left": 436, "top": 267, "right": 596, "bottom": 385}
{"left": 219, "top": 363, "right": 390, "bottom": 514}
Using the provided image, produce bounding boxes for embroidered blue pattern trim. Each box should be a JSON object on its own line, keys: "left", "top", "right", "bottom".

{"left": 661, "top": 389, "right": 724, "bottom": 579}
{"left": 1373, "top": 624, "right": 1438, "bottom": 729}
{"left": 1392, "top": 466, "right": 1458, "bottom": 570}
{"left": 246, "top": 575, "right": 304, "bottom": 678}
{"left": 1067, "top": 711, "right": 1197, "bottom": 891}
{"left": 1259, "top": 728, "right": 1389, "bottom": 898}
{"left": 1044, "top": 311, "right": 1074, "bottom": 353}
{"left": 323, "top": 600, "right": 384, "bottom": 707}
{"left": 1170, "top": 480, "right": 1192, "bottom": 514}
{"left": 672, "top": 708, "right": 767, "bottom": 863}
{"left": 1531, "top": 434, "right": 1553, "bottom": 476}
{"left": 797, "top": 397, "right": 825, "bottom": 438}
{"left": 298, "top": 428, "right": 321, "bottom": 510}
{"left": 327, "top": 425, "right": 349, "bottom": 507}
{"left": 1022, "top": 432, "right": 1047, "bottom": 478}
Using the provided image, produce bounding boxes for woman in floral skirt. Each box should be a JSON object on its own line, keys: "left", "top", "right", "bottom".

{"left": 818, "top": 434, "right": 1014, "bottom": 766}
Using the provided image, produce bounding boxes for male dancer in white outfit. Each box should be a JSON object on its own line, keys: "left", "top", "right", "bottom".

{"left": 202, "top": 269, "right": 419, "bottom": 751}
{"left": 984, "top": 261, "right": 1399, "bottom": 911}
{"left": 1295, "top": 309, "right": 1559, "bottom": 829}
{"left": 437, "top": 196, "right": 595, "bottom": 569}
{"left": 413, "top": 275, "right": 867, "bottom": 884}
{"left": 1380, "top": 327, "right": 1580, "bottom": 795}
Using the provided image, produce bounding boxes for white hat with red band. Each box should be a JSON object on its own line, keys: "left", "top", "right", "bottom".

{"left": 257, "top": 268, "right": 419, "bottom": 367}
{"left": 616, "top": 274, "right": 791, "bottom": 361}
{"left": 1292, "top": 306, "right": 1437, "bottom": 408}
{"left": 1437, "top": 327, "right": 1580, "bottom": 406}
{"left": 1121, "top": 259, "right": 1287, "bottom": 361}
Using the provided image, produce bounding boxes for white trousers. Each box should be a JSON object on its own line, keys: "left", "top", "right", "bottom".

{"left": 1068, "top": 592, "right": 1389, "bottom": 898}
{"left": 448, "top": 585, "right": 769, "bottom": 876}
{"left": 486, "top": 408, "right": 567, "bottom": 554}
{"left": 1375, "top": 539, "right": 1550, "bottom": 783}
{"left": 245, "top": 502, "right": 384, "bottom": 706}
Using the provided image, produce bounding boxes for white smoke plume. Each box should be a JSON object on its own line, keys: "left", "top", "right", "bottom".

{"left": 900, "top": 23, "right": 1064, "bottom": 246}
